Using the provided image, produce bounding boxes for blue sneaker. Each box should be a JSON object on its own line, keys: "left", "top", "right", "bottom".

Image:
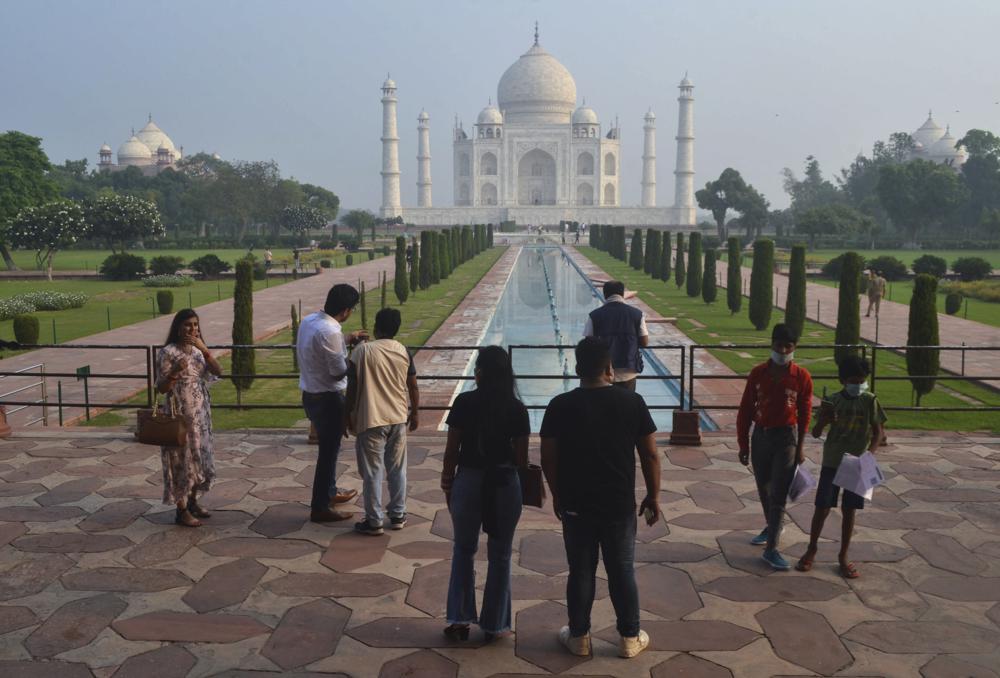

{"left": 749, "top": 528, "right": 769, "bottom": 546}
{"left": 762, "top": 549, "right": 791, "bottom": 571}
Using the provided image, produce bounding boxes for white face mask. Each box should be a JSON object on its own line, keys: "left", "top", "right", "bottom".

{"left": 845, "top": 382, "right": 869, "bottom": 397}
{"left": 771, "top": 350, "right": 793, "bottom": 366}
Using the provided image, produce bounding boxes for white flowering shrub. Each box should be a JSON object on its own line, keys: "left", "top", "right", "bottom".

{"left": 87, "top": 194, "right": 164, "bottom": 252}
{"left": 142, "top": 274, "right": 194, "bottom": 287}
{"left": 6, "top": 200, "right": 89, "bottom": 280}
{"left": 0, "top": 291, "right": 88, "bottom": 320}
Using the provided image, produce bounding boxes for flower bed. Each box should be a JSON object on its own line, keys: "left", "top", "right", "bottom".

{"left": 0, "top": 291, "right": 89, "bottom": 320}
{"left": 142, "top": 274, "right": 194, "bottom": 287}
{"left": 940, "top": 280, "right": 1000, "bottom": 304}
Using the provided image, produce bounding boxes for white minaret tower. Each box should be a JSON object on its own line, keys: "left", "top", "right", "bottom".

{"left": 673, "top": 73, "right": 695, "bottom": 221}
{"left": 380, "top": 75, "right": 401, "bottom": 218}
{"left": 417, "top": 109, "right": 432, "bottom": 207}
{"left": 641, "top": 108, "right": 656, "bottom": 207}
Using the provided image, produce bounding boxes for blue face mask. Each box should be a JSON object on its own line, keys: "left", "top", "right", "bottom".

{"left": 845, "top": 382, "right": 868, "bottom": 397}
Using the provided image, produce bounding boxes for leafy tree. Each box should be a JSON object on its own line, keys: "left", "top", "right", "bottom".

{"left": 279, "top": 204, "right": 325, "bottom": 238}
{"left": 784, "top": 245, "right": 807, "bottom": 340}
{"left": 300, "top": 182, "right": 340, "bottom": 221}
{"left": 735, "top": 184, "right": 770, "bottom": 239}
{"left": 726, "top": 236, "right": 742, "bottom": 315}
{"left": 189, "top": 254, "right": 231, "bottom": 279}
{"left": 342, "top": 209, "right": 376, "bottom": 245}
{"left": 795, "top": 203, "right": 871, "bottom": 249}
{"left": 956, "top": 129, "right": 1000, "bottom": 159}
{"left": 660, "top": 231, "right": 672, "bottom": 282}
{"left": 912, "top": 254, "right": 948, "bottom": 278}
{"left": 675, "top": 232, "right": 686, "bottom": 288}
{"left": 907, "top": 274, "right": 940, "bottom": 405}
{"left": 959, "top": 153, "right": 1000, "bottom": 232}
{"left": 696, "top": 167, "right": 748, "bottom": 240}
{"left": 834, "top": 251, "right": 863, "bottom": 365}
{"left": 629, "top": 229, "right": 644, "bottom": 270}
{"left": 394, "top": 236, "right": 409, "bottom": 303}
{"left": 866, "top": 255, "right": 907, "bottom": 281}
{"left": 87, "top": 194, "right": 164, "bottom": 253}
{"left": 782, "top": 156, "right": 842, "bottom": 213}
{"left": 409, "top": 237, "right": 419, "bottom": 294}
{"left": 6, "top": 200, "right": 88, "bottom": 280}
{"left": 952, "top": 256, "right": 992, "bottom": 281}
{"left": 0, "top": 131, "right": 60, "bottom": 270}
{"left": 702, "top": 247, "right": 717, "bottom": 304}
{"left": 877, "top": 159, "right": 967, "bottom": 243}
{"left": 231, "top": 258, "right": 256, "bottom": 402}
{"left": 748, "top": 239, "right": 774, "bottom": 331}
{"left": 686, "top": 232, "right": 703, "bottom": 297}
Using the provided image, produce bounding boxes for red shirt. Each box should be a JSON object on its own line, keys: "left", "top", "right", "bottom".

{"left": 736, "top": 360, "right": 813, "bottom": 451}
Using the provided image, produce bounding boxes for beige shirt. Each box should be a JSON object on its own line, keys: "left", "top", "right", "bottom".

{"left": 349, "top": 339, "right": 413, "bottom": 432}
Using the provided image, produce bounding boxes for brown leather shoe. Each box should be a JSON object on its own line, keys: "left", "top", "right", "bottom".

{"left": 310, "top": 508, "right": 353, "bottom": 523}
{"left": 330, "top": 489, "right": 358, "bottom": 505}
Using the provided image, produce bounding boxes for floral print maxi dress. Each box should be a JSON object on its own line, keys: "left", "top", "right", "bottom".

{"left": 157, "top": 343, "right": 218, "bottom": 504}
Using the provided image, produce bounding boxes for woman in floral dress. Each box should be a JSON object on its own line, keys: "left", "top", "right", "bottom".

{"left": 157, "top": 309, "right": 222, "bottom": 527}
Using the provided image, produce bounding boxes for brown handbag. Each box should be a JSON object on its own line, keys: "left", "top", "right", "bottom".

{"left": 136, "top": 394, "right": 187, "bottom": 447}
{"left": 518, "top": 463, "right": 546, "bottom": 508}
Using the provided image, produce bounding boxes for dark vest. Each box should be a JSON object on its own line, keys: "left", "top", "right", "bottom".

{"left": 589, "top": 301, "right": 644, "bottom": 373}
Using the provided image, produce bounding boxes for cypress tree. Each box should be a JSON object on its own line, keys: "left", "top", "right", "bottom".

{"left": 643, "top": 228, "right": 655, "bottom": 274}
{"left": 594, "top": 224, "right": 604, "bottom": 250}
{"left": 451, "top": 226, "right": 460, "bottom": 266}
{"left": 231, "top": 258, "right": 255, "bottom": 401}
{"left": 675, "top": 232, "right": 686, "bottom": 289}
{"left": 380, "top": 270, "right": 388, "bottom": 309}
{"left": 419, "top": 231, "right": 431, "bottom": 289}
{"left": 290, "top": 304, "right": 299, "bottom": 372}
{"left": 784, "top": 244, "right": 807, "bottom": 340}
{"left": 726, "top": 236, "right": 742, "bottom": 315}
{"left": 702, "top": 247, "right": 717, "bottom": 304}
{"left": 834, "top": 251, "right": 864, "bottom": 364}
{"left": 438, "top": 230, "right": 450, "bottom": 279}
{"left": 394, "top": 236, "right": 409, "bottom": 303}
{"left": 429, "top": 231, "right": 441, "bottom": 284}
{"left": 686, "top": 232, "right": 703, "bottom": 297}
{"left": 629, "top": 229, "right": 644, "bottom": 269}
{"left": 748, "top": 239, "right": 774, "bottom": 331}
{"left": 360, "top": 280, "right": 368, "bottom": 329}
{"left": 660, "top": 231, "right": 672, "bottom": 282}
{"left": 487, "top": 223, "right": 494, "bottom": 247}
{"left": 615, "top": 227, "right": 627, "bottom": 261}
{"left": 648, "top": 230, "right": 662, "bottom": 278}
{"left": 462, "top": 225, "right": 473, "bottom": 261}
{"left": 409, "top": 237, "right": 420, "bottom": 294}
{"left": 478, "top": 224, "right": 487, "bottom": 253}
{"left": 907, "top": 273, "right": 940, "bottom": 405}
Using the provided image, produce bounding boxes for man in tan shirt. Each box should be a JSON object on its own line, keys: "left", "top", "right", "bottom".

{"left": 345, "top": 308, "right": 420, "bottom": 535}
{"left": 866, "top": 269, "right": 886, "bottom": 318}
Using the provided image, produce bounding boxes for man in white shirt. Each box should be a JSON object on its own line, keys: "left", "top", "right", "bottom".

{"left": 345, "top": 308, "right": 420, "bottom": 535}
{"left": 297, "top": 284, "right": 368, "bottom": 522}
{"left": 582, "top": 281, "right": 649, "bottom": 391}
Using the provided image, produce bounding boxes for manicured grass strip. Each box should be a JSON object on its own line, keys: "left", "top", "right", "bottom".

{"left": 84, "top": 246, "right": 506, "bottom": 430}
{"left": 579, "top": 247, "right": 1000, "bottom": 432}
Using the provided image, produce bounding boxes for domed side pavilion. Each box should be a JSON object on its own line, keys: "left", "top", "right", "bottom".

{"left": 98, "top": 115, "right": 184, "bottom": 176}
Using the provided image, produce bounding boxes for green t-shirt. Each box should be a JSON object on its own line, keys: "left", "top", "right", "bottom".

{"left": 822, "top": 390, "right": 887, "bottom": 468}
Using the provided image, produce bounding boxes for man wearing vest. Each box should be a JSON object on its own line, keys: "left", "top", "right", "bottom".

{"left": 583, "top": 281, "right": 649, "bottom": 391}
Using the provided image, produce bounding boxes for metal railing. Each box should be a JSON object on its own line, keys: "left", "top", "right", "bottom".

{"left": 0, "top": 363, "right": 48, "bottom": 426}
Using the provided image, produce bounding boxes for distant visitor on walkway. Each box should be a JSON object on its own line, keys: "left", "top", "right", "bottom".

{"left": 441, "top": 346, "right": 530, "bottom": 643}
{"left": 156, "top": 309, "right": 223, "bottom": 528}
{"left": 866, "top": 269, "right": 885, "bottom": 318}
{"left": 346, "top": 307, "right": 420, "bottom": 536}
{"left": 541, "top": 337, "right": 660, "bottom": 659}
{"left": 736, "top": 323, "right": 813, "bottom": 571}
{"left": 583, "top": 280, "right": 649, "bottom": 391}
{"left": 297, "top": 284, "right": 369, "bottom": 523}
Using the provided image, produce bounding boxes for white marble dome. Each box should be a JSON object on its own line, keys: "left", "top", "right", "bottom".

{"left": 912, "top": 112, "right": 946, "bottom": 150}
{"left": 136, "top": 120, "right": 176, "bottom": 155}
{"left": 99, "top": 143, "right": 112, "bottom": 152}
{"left": 117, "top": 135, "right": 152, "bottom": 164}
{"left": 929, "top": 127, "right": 963, "bottom": 160}
{"left": 572, "top": 105, "right": 598, "bottom": 125}
{"left": 478, "top": 104, "right": 503, "bottom": 125}
{"left": 418, "top": 109, "right": 429, "bottom": 121}
{"left": 497, "top": 42, "right": 577, "bottom": 124}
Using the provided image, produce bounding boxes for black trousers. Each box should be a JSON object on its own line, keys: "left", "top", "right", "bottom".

{"left": 751, "top": 426, "right": 797, "bottom": 549}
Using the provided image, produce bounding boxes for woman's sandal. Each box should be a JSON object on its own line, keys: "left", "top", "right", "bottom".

{"left": 795, "top": 549, "right": 817, "bottom": 572}
{"left": 443, "top": 624, "right": 470, "bottom": 641}
{"left": 188, "top": 500, "right": 211, "bottom": 519}
{"left": 839, "top": 561, "right": 860, "bottom": 579}
{"left": 175, "top": 508, "right": 202, "bottom": 528}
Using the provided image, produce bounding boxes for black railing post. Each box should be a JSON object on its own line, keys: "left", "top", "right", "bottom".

{"left": 871, "top": 344, "right": 878, "bottom": 394}
{"left": 688, "top": 345, "right": 696, "bottom": 411}
{"left": 678, "top": 345, "right": 686, "bottom": 413}
{"left": 146, "top": 346, "right": 154, "bottom": 408}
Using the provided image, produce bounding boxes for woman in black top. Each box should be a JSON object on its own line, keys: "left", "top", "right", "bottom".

{"left": 441, "top": 346, "right": 529, "bottom": 641}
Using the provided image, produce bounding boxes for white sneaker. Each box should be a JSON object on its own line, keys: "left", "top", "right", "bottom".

{"left": 558, "top": 625, "right": 591, "bottom": 656}
{"left": 619, "top": 629, "right": 650, "bottom": 658}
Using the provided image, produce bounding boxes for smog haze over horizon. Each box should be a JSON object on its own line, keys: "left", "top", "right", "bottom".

{"left": 2, "top": 0, "right": 999, "bottom": 214}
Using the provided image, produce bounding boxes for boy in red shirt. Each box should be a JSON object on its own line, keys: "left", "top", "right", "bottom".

{"left": 736, "top": 323, "right": 813, "bottom": 570}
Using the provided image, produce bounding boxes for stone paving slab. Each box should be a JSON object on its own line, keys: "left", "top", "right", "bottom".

{"left": 0, "top": 428, "right": 999, "bottom": 676}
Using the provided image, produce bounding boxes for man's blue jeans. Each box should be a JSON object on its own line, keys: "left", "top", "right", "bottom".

{"left": 355, "top": 423, "right": 407, "bottom": 525}
{"left": 562, "top": 512, "right": 640, "bottom": 638}
{"left": 302, "top": 391, "right": 345, "bottom": 511}
{"left": 446, "top": 466, "right": 522, "bottom": 634}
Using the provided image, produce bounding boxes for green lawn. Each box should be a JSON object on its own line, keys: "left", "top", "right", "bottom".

{"left": 84, "top": 246, "right": 506, "bottom": 429}
{"left": 580, "top": 247, "right": 1000, "bottom": 432}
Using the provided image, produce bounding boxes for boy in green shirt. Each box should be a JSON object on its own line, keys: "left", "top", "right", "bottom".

{"left": 795, "top": 355, "right": 886, "bottom": 579}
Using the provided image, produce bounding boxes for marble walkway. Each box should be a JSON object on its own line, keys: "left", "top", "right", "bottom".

{"left": 1, "top": 428, "right": 999, "bottom": 677}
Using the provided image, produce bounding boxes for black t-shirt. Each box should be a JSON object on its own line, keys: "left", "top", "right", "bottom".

{"left": 446, "top": 390, "right": 530, "bottom": 469}
{"left": 540, "top": 386, "right": 657, "bottom": 518}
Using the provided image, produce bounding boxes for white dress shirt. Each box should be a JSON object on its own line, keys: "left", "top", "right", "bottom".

{"left": 297, "top": 312, "right": 348, "bottom": 393}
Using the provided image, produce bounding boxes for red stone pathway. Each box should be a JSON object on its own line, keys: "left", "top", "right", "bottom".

{"left": 1, "top": 427, "right": 999, "bottom": 676}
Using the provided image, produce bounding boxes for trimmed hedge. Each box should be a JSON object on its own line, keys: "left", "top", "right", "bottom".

{"left": 702, "top": 247, "right": 717, "bottom": 304}
{"left": 835, "top": 251, "right": 864, "bottom": 365}
{"left": 188, "top": 254, "right": 231, "bottom": 279}
{"left": 100, "top": 253, "right": 146, "bottom": 281}
{"left": 149, "top": 255, "right": 184, "bottom": 276}
{"left": 726, "top": 236, "right": 742, "bottom": 315}
{"left": 952, "top": 256, "right": 992, "bottom": 281}
{"left": 660, "top": 231, "right": 672, "bottom": 282}
{"left": 945, "top": 292, "right": 963, "bottom": 315}
{"left": 866, "top": 255, "right": 907, "bottom": 281}
{"left": 748, "top": 239, "right": 774, "bottom": 331}
{"left": 912, "top": 254, "right": 947, "bottom": 278}
{"left": 907, "top": 274, "right": 940, "bottom": 404}
{"left": 675, "top": 233, "right": 686, "bottom": 289}
{"left": 686, "top": 232, "right": 703, "bottom": 298}
{"left": 630, "top": 229, "right": 644, "bottom": 270}
{"left": 12, "top": 315, "right": 40, "bottom": 345}
{"left": 784, "top": 244, "right": 807, "bottom": 340}
{"left": 156, "top": 290, "right": 174, "bottom": 314}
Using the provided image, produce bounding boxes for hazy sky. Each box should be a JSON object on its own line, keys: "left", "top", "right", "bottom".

{"left": 2, "top": 0, "right": 999, "bottom": 213}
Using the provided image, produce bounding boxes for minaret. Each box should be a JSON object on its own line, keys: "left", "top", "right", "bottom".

{"left": 641, "top": 109, "right": 656, "bottom": 207}
{"left": 380, "top": 75, "right": 401, "bottom": 218}
{"left": 673, "top": 73, "right": 695, "bottom": 219}
{"left": 417, "top": 110, "right": 432, "bottom": 207}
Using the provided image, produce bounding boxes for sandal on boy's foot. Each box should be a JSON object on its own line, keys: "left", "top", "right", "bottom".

{"left": 839, "top": 561, "right": 860, "bottom": 579}
{"left": 762, "top": 549, "right": 791, "bottom": 571}
{"left": 795, "top": 549, "right": 817, "bottom": 572}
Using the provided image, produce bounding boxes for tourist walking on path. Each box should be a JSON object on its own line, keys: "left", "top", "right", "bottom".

{"left": 297, "top": 284, "right": 368, "bottom": 523}
{"left": 441, "top": 346, "right": 530, "bottom": 642}
{"left": 346, "top": 308, "right": 420, "bottom": 536}
{"left": 865, "top": 269, "right": 885, "bottom": 318}
{"left": 583, "top": 281, "right": 649, "bottom": 391}
{"left": 540, "top": 337, "right": 660, "bottom": 659}
{"left": 736, "top": 323, "right": 814, "bottom": 571}
{"left": 264, "top": 247, "right": 273, "bottom": 270}
{"left": 156, "top": 309, "right": 223, "bottom": 527}
{"left": 797, "top": 355, "right": 886, "bottom": 578}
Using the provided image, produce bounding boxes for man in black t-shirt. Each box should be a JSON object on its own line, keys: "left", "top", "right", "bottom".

{"left": 540, "top": 337, "right": 661, "bottom": 659}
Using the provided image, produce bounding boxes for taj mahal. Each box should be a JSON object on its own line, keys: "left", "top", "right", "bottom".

{"left": 379, "top": 27, "right": 697, "bottom": 228}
